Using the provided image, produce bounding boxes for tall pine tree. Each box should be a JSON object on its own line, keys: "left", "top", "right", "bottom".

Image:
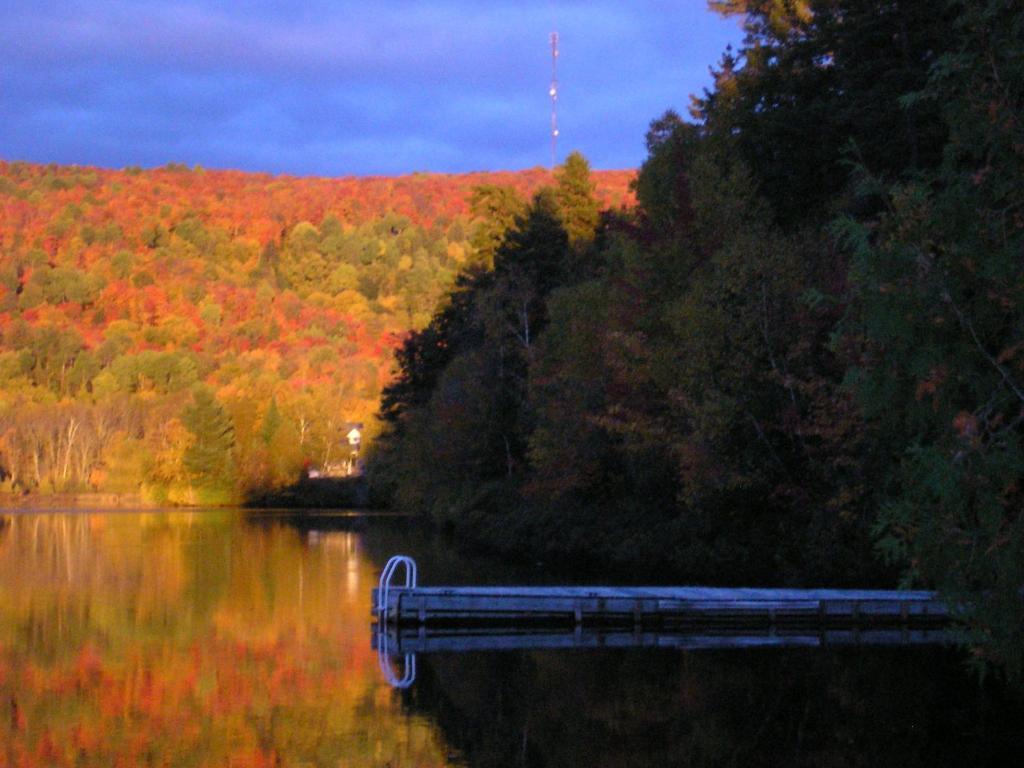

{"left": 182, "top": 386, "right": 235, "bottom": 486}
{"left": 554, "top": 151, "right": 600, "bottom": 248}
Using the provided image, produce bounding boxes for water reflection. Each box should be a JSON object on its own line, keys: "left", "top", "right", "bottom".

{"left": 379, "top": 626, "right": 955, "bottom": 658}
{"left": 1, "top": 511, "right": 1022, "bottom": 768}
{"left": 405, "top": 645, "right": 1024, "bottom": 768}
{"left": 0, "top": 512, "right": 456, "bottom": 767}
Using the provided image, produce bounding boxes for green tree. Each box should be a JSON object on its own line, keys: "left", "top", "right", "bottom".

{"left": 696, "top": 0, "right": 952, "bottom": 226}
{"left": 278, "top": 221, "right": 329, "bottom": 291}
{"left": 468, "top": 185, "right": 527, "bottom": 268}
{"left": 375, "top": 191, "right": 573, "bottom": 519}
{"left": 494, "top": 188, "right": 570, "bottom": 299}
{"left": 140, "top": 221, "right": 170, "bottom": 249}
{"left": 526, "top": 280, "right": 617, "bottom": 504}
{"left": 554, "top": 151, "right": 600, "bottom": 247}
{"left": 18, "top": 325, "right": 87, "bottom": 396}
{"left": 260, "top": 397, "right": 281, "bottom": 446}
{"left": 840, "top": 0, "right": 1024, "bottom": 674}
{"left": 181, "top": 386, "right": 236, "bottom": 487}
{"left": 379, "top": 270, "right": 487, "bottom": 427}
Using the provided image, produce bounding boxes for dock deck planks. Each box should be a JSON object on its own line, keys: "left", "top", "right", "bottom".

{"left": 372, "top": 585, "right": 948, "bottom": 628}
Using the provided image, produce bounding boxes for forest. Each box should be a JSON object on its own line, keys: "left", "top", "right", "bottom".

{"left": 0, "top": 159, "right": 632, "bottom": 504}
{"left": 371, "top": 0, "right": 1024, "bottom": 675}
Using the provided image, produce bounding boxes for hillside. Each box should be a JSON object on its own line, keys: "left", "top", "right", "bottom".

{"left": 0, "top": 160, "right": 634, "bottom": 502}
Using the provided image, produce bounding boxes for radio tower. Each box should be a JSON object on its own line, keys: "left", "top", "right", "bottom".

{"left": 549, "top": 31, "right": 559, "bottom": 169}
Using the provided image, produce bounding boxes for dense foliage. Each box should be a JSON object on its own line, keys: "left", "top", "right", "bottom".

{"left": 372, "top": 0, "right": 1024, "bottom": 674}
{"left": 0, "top": 161, "right": 632, "bottom": 503}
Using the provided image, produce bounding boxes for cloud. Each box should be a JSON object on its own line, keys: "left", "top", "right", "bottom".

{"left": 0, "top": 1, "right": 741, "bottom": 174}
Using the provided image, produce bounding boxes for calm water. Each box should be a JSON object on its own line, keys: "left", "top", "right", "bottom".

{"left": 0, "top": 510, "right": 1021, "bottom": 767}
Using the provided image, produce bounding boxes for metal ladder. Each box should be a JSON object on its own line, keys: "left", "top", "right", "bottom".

{"left": 376, "top": 555, "right": 418, "bottom": 688}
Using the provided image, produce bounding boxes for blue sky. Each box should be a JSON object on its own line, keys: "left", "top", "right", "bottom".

{"left": 0, "top": 1, "right": 741, "bottom": 176}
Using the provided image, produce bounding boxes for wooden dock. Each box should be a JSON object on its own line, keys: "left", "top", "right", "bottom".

{"left": 372, "top": 584, "right": 949, "bottom": 630}
{"left": 370, "top": 559, "right": 951, "bottom": 688}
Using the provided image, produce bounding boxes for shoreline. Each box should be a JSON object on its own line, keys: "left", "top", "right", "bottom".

{"left": 0, "top": 493, "right": 151, "bottom": 510}
{"left": 0, "top": 477, "right": 373, "bottom": 512}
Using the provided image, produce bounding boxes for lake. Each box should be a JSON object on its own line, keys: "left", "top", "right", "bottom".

{"left": 1, "top": 510, "right": 1021, "bottom": 767}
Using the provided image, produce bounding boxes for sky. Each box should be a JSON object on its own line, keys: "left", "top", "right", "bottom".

{"left": 0, "top": 1, "right": 742, "bottom": 176}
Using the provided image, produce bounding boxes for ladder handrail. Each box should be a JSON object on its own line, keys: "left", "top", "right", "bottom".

{"left": 376, "top": 555, "right": 419, "bottom": 688}
{"left": 377, "top": 555, "right": 418, "bottom": 621}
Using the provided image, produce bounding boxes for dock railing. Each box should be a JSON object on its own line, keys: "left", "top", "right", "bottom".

{"left": 376, "top": 554, "right": 417, "bottom": 622}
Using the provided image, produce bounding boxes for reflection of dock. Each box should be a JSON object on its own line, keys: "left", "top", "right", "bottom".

{"left": 374, "top": 625, "right": 954, "bottom": 655}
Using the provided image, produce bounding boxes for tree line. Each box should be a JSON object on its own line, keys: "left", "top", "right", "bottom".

{"left": 371, "top": 0, "right": 1024, "bottom": 676}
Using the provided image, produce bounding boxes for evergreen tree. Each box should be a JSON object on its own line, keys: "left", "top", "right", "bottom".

{"left": 378, "top": 269, "right": 488, "bottom": 426}
{"left": 554, "top": 151, "right": 600, "bottom": 247}
{"left": 260, "top": 397, "right": 281, "bottom": 445}
{"left": 469, "top": 185, "right": 527, "bottom": 268}
{"left": 182, "top": 386, "right": 236, "bottom": 486}
{"left": 374, "top": 190, "right": 572, "bottom": 519}
{"left": 494, "top": 188, "right": 570, "bottom": 298}
{"left": 695, "top": 0, "right": 951, "bottom": 225}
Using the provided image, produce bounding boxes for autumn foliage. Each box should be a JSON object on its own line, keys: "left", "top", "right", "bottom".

{"left": 0, "top": 161, "right": 633, "bottom": 501}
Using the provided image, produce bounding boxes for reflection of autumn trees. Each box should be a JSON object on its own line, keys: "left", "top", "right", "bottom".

{"left": 0, "top": 513, "right": 455, "bottom": 766}
{"left": 0, "top": 513, "right": 200, "bottom": 658}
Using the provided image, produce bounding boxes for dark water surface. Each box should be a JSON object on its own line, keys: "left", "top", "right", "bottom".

{"left": 1, "top": 510, "right": 1021, "bottom": 767}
